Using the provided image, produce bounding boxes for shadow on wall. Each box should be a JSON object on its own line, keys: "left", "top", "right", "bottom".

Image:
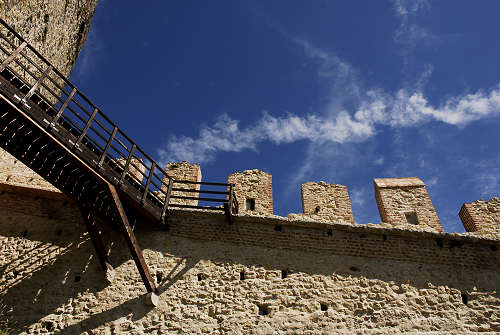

{"left": 1, "top": 208, "right": 499, "bottom": 334}
{"left": 0, "top": 191, "right": 499, "bottom": 333}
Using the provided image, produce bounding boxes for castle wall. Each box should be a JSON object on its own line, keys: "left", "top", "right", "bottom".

{"left": 0, "top": 188, "right": 499, "bottom": 334}
{"left": 228, "top": 169, "right": 273, "bottom": 215}
{"left": 374, "top": 177, "right": 443, "bottom": 232}
{"left": 301, "top": 182, "right": 354, "bottom": 223}
{"left": 460, "top": 197, "right": 500, "bottom": 238}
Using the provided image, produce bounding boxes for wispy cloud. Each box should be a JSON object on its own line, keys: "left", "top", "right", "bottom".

{"left": 158, "top": 4, "right": 496, "bottom": 165}
{"left": 159, "top": 73, "right": 500, "bottom": 164}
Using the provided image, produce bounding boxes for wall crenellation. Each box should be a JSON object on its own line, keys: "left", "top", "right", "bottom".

{"left": 2, "top": 151, "right": 498, "bottom": 237}
{"left": 300, "top": 181, "right": 355, "bottom": 224}
{"left": 459, "top": 197, "right": 500, "bottom": 238}
{"left": 373, "top": 177, "right": 443, "bottom": 232}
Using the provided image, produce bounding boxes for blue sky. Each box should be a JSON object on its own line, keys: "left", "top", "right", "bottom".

{"left": 71, "top": 0, "right": 500, "bottom": 232}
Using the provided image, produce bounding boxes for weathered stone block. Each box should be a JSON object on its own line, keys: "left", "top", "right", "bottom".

{"left": 163, "top": 161, "right": 202, "bottom": 206}
{"left": 301, "top": 182, "right": 354, "bottom": 223}
{"left": 373, "top": 177, "right": 443, "bottom": 231}
{"left": 228, "top": 169, "right": 273, "bottom": 215}
{"left": 460, "top": 197, "right": 500, "bottom": 238}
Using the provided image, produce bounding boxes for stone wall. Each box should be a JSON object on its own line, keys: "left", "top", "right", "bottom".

{"left": 1, "top": 0, "right": 98, "bottom": 79}
{"left": 301, "top": 181, "right": 354, "bottom": 223}
{"left": 164, "top": 161, "right": 202, "bottom": 206}
{"left": 0, "top": 0, "right": 98, "bottom": 199}
{"left": 228, "top": 169, "right": 273, "bottom": 215}
{"left": 374, "top": 177, "right": 443, "bottom": 232}
{"left": 460, "top": 197, "right": 500, "bottom": 238}
{"left": 0, "top": 188, "right": 499, "bottom": 334}
{"left": 0, "top": 145, "right": 60, "bottom": 194}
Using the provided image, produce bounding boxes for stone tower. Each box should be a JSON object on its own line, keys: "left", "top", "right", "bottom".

{"left": 1, "top": 0, "right": 99, "bottom": 79}
{"left": 228, "top": 169, "right": 273, "bottom": 215}
{"left": 0, "top": 0, "right": 98, "bottom": 193}
{"left": 459, "top": 197, "right": 500, "bottom": 237}
{"left": 301, "top": 182, "right": 354, "bottom": 223}
{"left": 373, "top": 177, "right": 443, "bottom": 231}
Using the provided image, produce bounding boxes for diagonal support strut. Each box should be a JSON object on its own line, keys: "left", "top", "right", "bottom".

{"left": 106, "top": 183, "right": 157, "bottom": 294}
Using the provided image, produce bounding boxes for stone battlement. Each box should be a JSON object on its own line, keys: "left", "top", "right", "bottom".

{"left": 1, "top": 148, "right": 498, "bottom": 237}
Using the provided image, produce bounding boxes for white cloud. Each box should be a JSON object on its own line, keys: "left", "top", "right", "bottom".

{"left": 374, "top": 157, "right": 384, "bottom": 165}
{"left": 159, "top": 82, "right": 500, "bottom": 164}
{"left": 157, "top": 16, "right": 499, "bottom": 165}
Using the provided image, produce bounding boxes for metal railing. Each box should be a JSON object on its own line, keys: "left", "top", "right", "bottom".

{"left": 0, "top": 18, "right": 238, "bottom": 222}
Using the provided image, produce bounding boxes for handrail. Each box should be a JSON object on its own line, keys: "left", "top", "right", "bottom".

{"left": 0, "top": 18, "right": 238, "bottom": 220}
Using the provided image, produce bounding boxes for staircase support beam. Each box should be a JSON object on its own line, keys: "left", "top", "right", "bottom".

{"left": 107, "top": 183, "right": 157, "bottom": 294}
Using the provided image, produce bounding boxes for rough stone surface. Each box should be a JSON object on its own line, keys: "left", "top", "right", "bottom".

{"left": 0, "top": 0, "right": 98, "bottom": 199}
{"left": 0, "top": 189, "right": 499, "bottom": 334}
{"left": 228, "top": 169, "right": 273, "bottom": 215}
{"left": 301, "top": 181, "right": 354, "bottom": 223}
{"left": 460, "top": 197, "right": 500, "bottom": 238}
{"left": 164, "top": 161, "right": 202, "bottom": 206}
{"left": 374, "top": 177, "right": 443, "bottom": 232}
{"left": 1, "top": 0, "right": 98, "bottom": 79}
{"left": 0, "top": 145, "right": 60, "bottom": 193}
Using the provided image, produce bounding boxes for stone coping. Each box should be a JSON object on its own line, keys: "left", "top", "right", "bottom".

{"left": 373, "top": 177, "right": 425, "bottom": 188}
{"left": 1, "top": 182, "right": 498, "bottom": 246}
{"left": 168, "top": 208, "right": 500, "bottom": 246}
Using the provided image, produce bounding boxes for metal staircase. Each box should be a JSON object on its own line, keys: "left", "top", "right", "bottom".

{"left": 0, "top": 19, "right": 238, "bottom": 294}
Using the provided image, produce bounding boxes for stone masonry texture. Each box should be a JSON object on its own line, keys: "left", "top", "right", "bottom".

{"left": 164, "top": 161, "right": 202, "bottom": 206}
{"left": 228, "top": 169, "right": 273, "bottom": 215}
{"left": 460, "top": 197, "right": 500, "bottom": 238}
{"left": 0, "top": 188, "right": 500, "bottom": 334}
{"left": 374, "top": 177, "right": 443, "bottom": 232}
{"left": 0, "top": 0, "right": 98, "bottom": 197}
{"left": 1, "top": 0, "right": 98, "bottom": 80}
{"left": 301, "top": 181, "right": 355, "bottom": 223}
{"left": 0, "top": 146, "right": 60, "bottom": 193}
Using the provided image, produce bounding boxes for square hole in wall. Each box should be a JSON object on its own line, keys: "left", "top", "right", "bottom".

{"left": 405, "top": 212, "right": 419, "bottom": 225}
{"left": 246, "top": 198, "right": 256, "bottom": 211}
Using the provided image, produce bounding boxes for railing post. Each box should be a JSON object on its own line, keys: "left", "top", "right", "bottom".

{"left": 74, "top": 107, "right": 98, "bottom": 150}
{"left": 224, "top": 183, "right": 234, "bottom": 225}
{"left": 0, "top": 41, "right": 27, "bottom": 72}
{"left": 20, "top": 64, "right": 52, "bottom": 104}
{"left": 98, "top": 126, "right": 118, "bottom": 167}
{"left": 50, "top": 87, "right": 77, "bottom": 127}
{"left": 160, "top": 177, "right": 173, "bottom": 223}
{"left": 119, "top": 143, "right": 137, "bottom": 185}
{"left": 228, "top": 184, "right": 234, "bottom": 214}
{"left": 142, "top": 162, "right": 155, "bottom": 204}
